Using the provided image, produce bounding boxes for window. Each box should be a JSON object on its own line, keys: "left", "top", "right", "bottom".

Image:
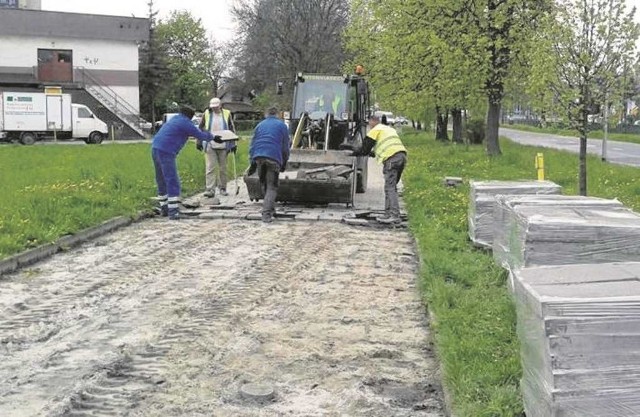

{"left": 77, "top": 107, "right": 93, "bottom": 119}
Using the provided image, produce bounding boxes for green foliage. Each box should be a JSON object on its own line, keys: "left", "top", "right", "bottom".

{"left": 402, "top": 129, "right": 640, "bottom": 415}
{"left": 155, "top": 11, "right": 219, "bottom": 111}
{"left": 345, "top": 0, "right": 553, "bottom": 155}
{"left": 527, "top": 0, "right": 640, "bottom": 137}
{"left": 466, "top": 119, "right": 486, "bottom": 144}
{"left": 0, "top": 140, "right": 250, "bottom": 260}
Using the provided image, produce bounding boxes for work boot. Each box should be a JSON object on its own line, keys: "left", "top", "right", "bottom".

{"left": 154, "top": 205, "right": 169, "bottom": 217}
{"left": 168, "top": 208, "right": 180, "bottom": 220}
{"left": 203, "top": 190, "right": 215, "bottom": 198}
{"left": 261, "top": 213, "right": 273, "bottom": 223}
{"left": 377, "top": 215, "right": 401, "bottom": 225}
{"left": 219, "top": 189, "right": 229, "bottom": 196}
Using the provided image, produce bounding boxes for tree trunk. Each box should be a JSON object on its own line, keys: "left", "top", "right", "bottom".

{"left": 485, "top": 98, "right": 502, "bottom": 155}
{"left": 579, "top": 134, "right": 587, "bottom": 195}
{"left": 451, "top": 108, "right": 463, "bottom": 143}
{"left": 435, "top": 107, "right": 449, "bottom": 141}
{"left": 416, "top": 121, "right": 422, "bottom": 130}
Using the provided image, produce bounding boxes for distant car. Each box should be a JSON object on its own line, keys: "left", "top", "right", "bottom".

{"left": 374, "top": 111, "right": 396, "bottom": 125}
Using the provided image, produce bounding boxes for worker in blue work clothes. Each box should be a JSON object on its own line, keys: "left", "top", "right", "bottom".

{"left": 248, "top": 106, "right": 290, "bottom": 223}
{"left": 151, "top": 105, "right": 217, "bottom": 220}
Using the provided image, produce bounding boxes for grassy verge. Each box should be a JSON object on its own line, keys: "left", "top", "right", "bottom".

{"left": 401, "top": 130, "right": 640, "bottom": 416}
{"left": 0, "top": 139, "right": 250, "bottom": 259}
{"left": 503, "top": 123, "right": 640, "bottom": 145}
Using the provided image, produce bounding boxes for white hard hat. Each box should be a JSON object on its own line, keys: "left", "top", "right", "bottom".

{"left": 209, "top": 98, "right": 221, "bottom": 108}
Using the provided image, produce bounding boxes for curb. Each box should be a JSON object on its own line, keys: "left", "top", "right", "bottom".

{"left": 0, "top": 211, "right": 153, "bottom": 278}
{"left": 413, "top": 235, "right": 456, "bottom": 417}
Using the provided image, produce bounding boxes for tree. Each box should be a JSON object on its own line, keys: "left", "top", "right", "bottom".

{"left": 231, "top": 0, "right": 349, "bottom": 104}
{"left": 138, "top": 0, "right": 171, "bottom": 123}
{"left": 155, "top": 11, "right": 219, "bottom": 111}
{"left": 345, "top": 0, "right": 479, "bottom": 140}
{"left": 528, "top": 0, "right": 639, "bottom": 195}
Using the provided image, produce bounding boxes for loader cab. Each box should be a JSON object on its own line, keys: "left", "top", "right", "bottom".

{"left": 292, "top": 74, "right": 349, "bottom": 121}
{"left": 290, "top": 73, "right": 369, "bottom": 151}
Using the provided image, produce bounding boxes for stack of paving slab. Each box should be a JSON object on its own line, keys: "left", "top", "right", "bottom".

{"left": 493, "top": 202, "right": 640, "bottom": 271}
{"left": 492, "top": 194, "right": 628, "bottom": 272}
{"left": 468, "top": 180, "right": 562, "bottom": 248}
{"left": 513, "top": 263, "right": 640, "bottom": 417}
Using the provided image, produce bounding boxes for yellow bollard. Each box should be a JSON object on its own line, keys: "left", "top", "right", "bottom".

{"left": 535, "top": 153, "right": 545, "bottom": 181}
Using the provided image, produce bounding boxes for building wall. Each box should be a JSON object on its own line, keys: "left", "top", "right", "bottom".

{"left": 19, "top": 0, "right": 41, "bottom": 9}
{"left": 0, "top": 36, "right": 141, "bottom": 110}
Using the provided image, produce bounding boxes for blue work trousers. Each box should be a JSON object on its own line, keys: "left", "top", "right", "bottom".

{"left": 152, "top": 148, "right": 181, "bottom": 198}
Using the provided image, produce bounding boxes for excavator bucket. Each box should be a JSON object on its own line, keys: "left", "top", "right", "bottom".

{"left": 244, "top": 149, "right": 357, "bottom": 205}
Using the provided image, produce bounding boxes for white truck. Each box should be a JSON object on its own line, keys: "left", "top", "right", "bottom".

{"left": 0, "top": 92, "right": 109, "bottom": 145}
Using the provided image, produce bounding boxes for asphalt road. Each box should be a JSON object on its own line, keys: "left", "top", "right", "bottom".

{"left": 501, "top": 128, "right": 640, "bottom": 168}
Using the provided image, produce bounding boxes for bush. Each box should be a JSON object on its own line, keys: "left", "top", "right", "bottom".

{"left": 234, "top": 120, "right": 260, "bottom": 131}
{"left": 465, "top": 119, "right": 485, "bottom": 144}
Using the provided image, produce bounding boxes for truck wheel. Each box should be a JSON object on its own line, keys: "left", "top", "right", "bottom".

{"left": 20, "top": 132, "right": 37, "bottom": 145}
{"left": 88, "top": 132, "right": 104, "bottom": 144}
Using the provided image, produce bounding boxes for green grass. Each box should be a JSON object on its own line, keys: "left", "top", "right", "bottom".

{"left": 0, "top": 138, "right": 250, "bottom": 259}
{"left": 401, "top": 130, "right": 640, "bottom": 416}
{"left": 503, "top": 123, "right": 640, "bottom": 145}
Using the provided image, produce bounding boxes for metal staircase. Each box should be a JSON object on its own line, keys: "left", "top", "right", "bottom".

{"left": 76, "top": 67, "right": 148, "bottom": 138}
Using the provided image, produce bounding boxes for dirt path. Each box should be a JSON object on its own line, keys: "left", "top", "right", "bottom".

{"left": 1, "top": 157, "right": 444, "bottom": 416}
{"left": 0, "top": 217, "right": 444, "bottom": 416}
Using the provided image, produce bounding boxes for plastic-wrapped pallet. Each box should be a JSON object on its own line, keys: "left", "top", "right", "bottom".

{"left": 468, "top": 180, "right": 561, "bottom": 248}
{"left": 495, "top": 205, "right": 640, "bottom": 271}
{"left": 513, "top": 263, "right": 640, "bottom": 417}
{"left": 492, "top": 195, "right": 625, "bottom": 271}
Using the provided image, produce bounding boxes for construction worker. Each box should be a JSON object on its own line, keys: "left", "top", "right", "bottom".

{"left": 198, "top": 97, "right": 236, "bottom": 197}
{"left": 319, "top": 90, "right": 342, "bottom": 114}
{"left": 248, "top": 106, "right": 290, "bottom": 223}
{"left": 152, "top": 105, "right": 217, "bottom": 220}
{"left": 353, "top": 114, "right": 407, "bottom": 224}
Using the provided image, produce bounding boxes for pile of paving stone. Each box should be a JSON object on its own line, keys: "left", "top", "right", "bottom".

{"left": 492, "top": 195, "right": 630, "bottom": 271}
{"left": 467, "top": 180, "right": 562, "bottom": 248}
{"left": 513, "top": 263, "right": 640, "bottom": 417}
{"left": 467, "top": 179, "right": 640, "bottom": 416}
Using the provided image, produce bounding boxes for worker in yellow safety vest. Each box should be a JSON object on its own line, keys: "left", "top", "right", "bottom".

{"left": 318, "top": 91, "right": 342, "bottom": 114}
{"left": 197, "top": 97, "right": 236, "bottom": 197}
{"left": 352, "top": 113, "right": 407, "bottom": 224}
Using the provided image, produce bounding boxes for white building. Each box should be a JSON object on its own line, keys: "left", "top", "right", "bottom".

{"left": 0, "top": 7, "right": 149, "bottom": 138}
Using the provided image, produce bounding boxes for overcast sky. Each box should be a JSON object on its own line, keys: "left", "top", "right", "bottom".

{"left": 39, "top": 0, "right": 640, "bottom": 43}
{"left": 40, "top": 0, "right": 236, "bottom": 42}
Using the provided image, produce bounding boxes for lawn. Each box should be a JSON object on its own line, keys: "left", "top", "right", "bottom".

{"left": 401, "top": 130, "right": 640, "bottom": 416}
{"left": 0, "top": 138, "right": 250, "bottom": 259}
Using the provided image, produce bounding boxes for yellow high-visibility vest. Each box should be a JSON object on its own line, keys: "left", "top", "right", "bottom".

{"left": 367, "top": 124, "right": 407, "bottom": 164}
{"left": 203, "top": 108, "right": 231, "bottom": 130}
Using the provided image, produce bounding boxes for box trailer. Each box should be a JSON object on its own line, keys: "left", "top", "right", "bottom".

{"left": 0, "top": 92, "right": 108, "bottom": 145}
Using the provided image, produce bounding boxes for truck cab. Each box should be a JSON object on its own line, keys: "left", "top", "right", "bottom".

{"left": 72, "top": 103, "right": 108, "bottom": 144}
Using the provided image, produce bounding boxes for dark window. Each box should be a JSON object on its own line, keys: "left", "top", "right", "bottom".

{"left": 37, "top": 49, "right": 73, "bottom": 82}
{"left": 77, "top": 107, "right": 92, "bottom": 118}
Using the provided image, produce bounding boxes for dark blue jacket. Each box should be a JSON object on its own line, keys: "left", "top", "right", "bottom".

{"left": 152, "top": 114, "right": 213, "bottom": 155}
{"left": 249, "top": 116, "right": 290, "bottom": 168}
